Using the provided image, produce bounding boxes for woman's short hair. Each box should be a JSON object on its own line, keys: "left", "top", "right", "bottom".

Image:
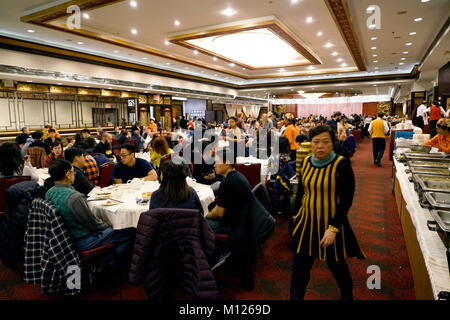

{"left": 228, "top": 116, "right": 237, "bottom": 122}
{"left": 32, "top": 130, "right": 43, "bottom": 140}
{"left": 278, "top": 136, "right": 291, "bottom": 155}
{"left": 309, "top": 125, "right": 336, "bottom": 147}
{"left": 50, "top": 141, "right": 62, "bottom": 150}
{"left": 48, "top": 159, "right": 72, "bottom": 181}
{"left": 152, "top": 137, "right": 170, "bottom": 155}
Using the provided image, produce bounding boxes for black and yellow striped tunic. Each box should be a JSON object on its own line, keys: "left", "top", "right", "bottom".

{"left": 292, "top": 155, "right": 365, "bottom": 262}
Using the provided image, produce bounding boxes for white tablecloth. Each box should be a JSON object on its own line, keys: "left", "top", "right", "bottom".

{"left": 87, "top": 179, "right": 215, "bottom": 230}
{"left": 394, "top": 158, "right": 450, "bottom": 299}
{"left": 236, "top": 156, "right": 270, "bottom": 183}
{"left": 36, "top": 168, "right": 50, "bottom": 186}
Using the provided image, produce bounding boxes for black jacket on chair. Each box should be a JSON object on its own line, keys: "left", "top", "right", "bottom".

{"left": 0, "top": 181, "right": 46, "bottom": 270}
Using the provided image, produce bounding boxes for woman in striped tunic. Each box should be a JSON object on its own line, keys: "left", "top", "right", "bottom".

{"left": 290, "top": 125, "right": 365, "bottom": 300}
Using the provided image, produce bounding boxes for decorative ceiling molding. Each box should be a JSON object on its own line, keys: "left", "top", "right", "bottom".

{"left": 19, "top": 0, "right": 363, "bottom": 79}
{"left": 324, "top": 0, "right": 366, "bottom": 71}
{"left": 0, "top": 36, "right": 419, "bottom": 90}
{"left": 169, "top": 17, "right": 321, "bottom": 70}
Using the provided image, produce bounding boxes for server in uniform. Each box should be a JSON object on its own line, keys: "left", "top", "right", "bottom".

{"left": 290, "top": 125, "right": 365, "bottom": 300}
{"left": 427, "top": 102, "right": 446, "bottom": 138}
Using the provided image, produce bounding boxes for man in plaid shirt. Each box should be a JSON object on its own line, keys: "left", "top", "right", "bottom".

{"left": 83, "top": 154, "right": 99, "bottom": 186}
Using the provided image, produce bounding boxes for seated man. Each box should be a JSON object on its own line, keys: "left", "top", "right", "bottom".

{"left": 206, "top": 148, "right": 252, "bottom": 235}
{"left": 29, "top": 130, "right": 51, "bottom": 155}
{"left": 44, "top": 128, "right": 61, "bottom": 146}
{"left": 93, "top": 132, "right": 114, "bottom": 159}
{"left": 83, "top": 154, "right": 100, "bottom": 186}
{"left": 45, "top": 159, "right": 134, "bottom": 267}
{"left": 112, "top": 143, "right": 157, "bottom": 184}
{"left": 15, "top": 127, "right": 30, "bottom": 146}
{"left": 45, "top": 148, "right": 94, "bottom": 196}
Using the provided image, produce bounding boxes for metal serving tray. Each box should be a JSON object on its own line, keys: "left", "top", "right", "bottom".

{"left": 414, "top": 174, "right": 450, "bottom": 193}
{"left": 424, "top": 192, "right": 450, "bottom": 210}
{"left": 430, "top": 209, "right": 450, "bottom": 233}
{"left": 407, "top": 159, "right": 450, "bottom": 169}
{"left": 409, "top": 166, "right": 450, "bottom": 176}
{"left": 405, "top": 152, "right": 450, "bottom": 160}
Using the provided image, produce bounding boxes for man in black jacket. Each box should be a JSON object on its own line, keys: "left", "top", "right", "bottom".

{"left": 44, "top": 147, "right": 93, "bottom": 196}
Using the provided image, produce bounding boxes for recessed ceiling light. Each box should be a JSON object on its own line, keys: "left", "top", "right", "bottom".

{"left": 406, "top": 42, "right": 412, "bottom": 46}
{"left": 403, "top": 51, "right": 409, "bottom": 54}
{"left": 324, "top": 42, "right": 334, "bottom": 48}
{"left": 317, "top": 32, "right": 323, "bottom": 36}
{"left": 142, "top": 57, "right": 147, "bottom": 60}
{"left": 185, "top": 67, "right": 189, "bottom": 69}
{"left": 144, "top": 91, "right": 148, "bottom": 93}
{"left": 374, "top": 67, "right": 379, "bottom": 69}
{"left": 113, "top": 50, "right": 119, "bottom": 53}
{"left": 213, "top": 57, "right": 217, "bottom": 61}
{"left": 306, "top": 17, "right": 313, "bottom": 23}
{"left": 414, "top": 18, "right": 422, "bottom": 22}
{"left": 308, "top": 66, "right": 315, "bottom": 70}
{"left": 57, "top": 83, "right": 62, "bottom": 85}
{"left": 337, "top": 58, "right": 343, "bottom": 62}
{"left": 131, "top": 28, "right": 137, "bottom": 34}
{"left": 166, "top": 62, "right": 171, "bottom": 65}
{"left": 27, "top": 29, "right": 35, "bottom": 33}
{"left": 174, "top": 20, "right": 180, "bottom": 26}
{"left": 368, "top": 24, "right": 376, "bottom": 29}
{"left": 399, "top": 62, "right": 404, "bottom": 65}
{"left": 27, "top": 80, "right": 33, "bottom": 82}
{"left": 409, "top": 32, "right": 417, "bottom": 35}
{"left": 214, "top": 74, "right": 218, "bottom": 76}
{"left": 165, "top": 40, "right": 170, "bottom": 45}
{"left": 242, "top": 67, "right": 246, "bottom": 70}
{"left": 331, "top": 52, "right": 338, "bottom": 56}
{"left": 193, "top": 50, "right": 198, "bottom": 55}
{"left": 373, "top": 60, "right": 378, "bottom": 63}
{"left": 401, "top": 57, "right": 406, "bottom": 60}
{"left": 83, "top": 13, "right": 90, "bottom": 19}
{"left": 421, "top": 0, "right": 430, "bottom": 2}
{"left": 341, "top": 63, "right": 348, "bottom": 67}
{"left": 130, "top": 1, "right": 137, "bottom": 7}
{"left": 372, "top": 54, "right": 378, "bottom": 57}
{"left": 366, "top": 6, "right": 376, "bottom": 12}
{"left": 221, "top": 7, "right": 236, "bottom": 16}
{"left": 108, "top": 87, "right": 112, "bottom": 90}
{"left": 77, "top": 41, "right": 83, "bottom": 45}
{"left": 370, "top": 37, "right": 377, "bottom": 40}
{"left": 371, "top": 47, "right": 377, "bottom": 50}
{"left": 279, "top": 68, "right": 285, "bottom": 72}
{"left": 229, "top": 63, "right": 235, "bottom": 67}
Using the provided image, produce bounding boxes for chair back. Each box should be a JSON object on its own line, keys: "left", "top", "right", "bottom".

{"left": 99, "top": 162, "right": 114, "bottom": 188}
{"left": 26, "top": 147, "right": 47, "bottom": 168}
{"left": 125, "top": 139, "right": 137, "bottom": 148}
{"left": 352, "top": 129, "right": 361, "bottom": 141}
{"left": 236, "top": 163, "right": 261, "bottom": 189}
{"left": 0, "top": 176, "right": 31, "bottom": 212}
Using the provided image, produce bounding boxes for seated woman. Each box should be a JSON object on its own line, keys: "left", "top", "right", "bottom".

{"left": 149, "top": 160, "right": 203, "bottom": 214}
{"left": 421, "top": 118, "right": 450, "bottom": 153}
{"left": 150, "top": 137, "right": 174, "bottom": 169}
{"left": 0, "top": 142, "right": 39, "bottom": 182}
{"left": 45, "top": 141, "right": 64, "bottom": 167}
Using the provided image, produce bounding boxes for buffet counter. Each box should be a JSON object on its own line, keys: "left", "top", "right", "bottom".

{"left": 393, "top": 158, "right": 450, "bottom": 299}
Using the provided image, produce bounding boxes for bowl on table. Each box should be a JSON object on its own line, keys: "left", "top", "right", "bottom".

{"left": 411, "top": 145, "right": 432, "bottom": 153}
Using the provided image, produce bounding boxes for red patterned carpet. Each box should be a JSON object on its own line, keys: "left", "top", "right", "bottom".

{"left": 0, "top": 137, "right": 415, "bottom": 300}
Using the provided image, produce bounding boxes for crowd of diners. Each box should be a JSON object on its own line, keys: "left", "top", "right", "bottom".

{"left": 0, "top": 104, "right": 448, "bottom": 299}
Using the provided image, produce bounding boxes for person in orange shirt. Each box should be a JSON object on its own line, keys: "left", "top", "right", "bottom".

{"left": 421, "top": 118, "right": 450, "bottom": 153}
{"left": 148, "top": 119, "right": 158, "bottom": 132}
{"left": 283, "top": 113, "right": 300, "bottom": 160}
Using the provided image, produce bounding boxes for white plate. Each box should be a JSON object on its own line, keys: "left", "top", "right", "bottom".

{"left": 102, "top": 200, "right": 121, "bottom": 206}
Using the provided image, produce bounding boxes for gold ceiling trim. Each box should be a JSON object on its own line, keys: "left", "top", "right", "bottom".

{"left": 324, "top": 0, "right": 366, "bottom": 71}
{"left": 0, "top": 36, "right": 418, "bottom": 90}
{"left": 169, "top": 19, "right": 321, "bottom": 70}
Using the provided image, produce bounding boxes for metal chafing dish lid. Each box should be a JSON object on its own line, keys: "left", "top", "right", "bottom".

{"left": 425, "top": 192, "right": 450, "bottom": 209}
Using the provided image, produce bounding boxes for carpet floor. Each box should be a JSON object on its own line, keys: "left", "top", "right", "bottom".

{"left": 0, "top": 137, "right": 415, "bottom": 300}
